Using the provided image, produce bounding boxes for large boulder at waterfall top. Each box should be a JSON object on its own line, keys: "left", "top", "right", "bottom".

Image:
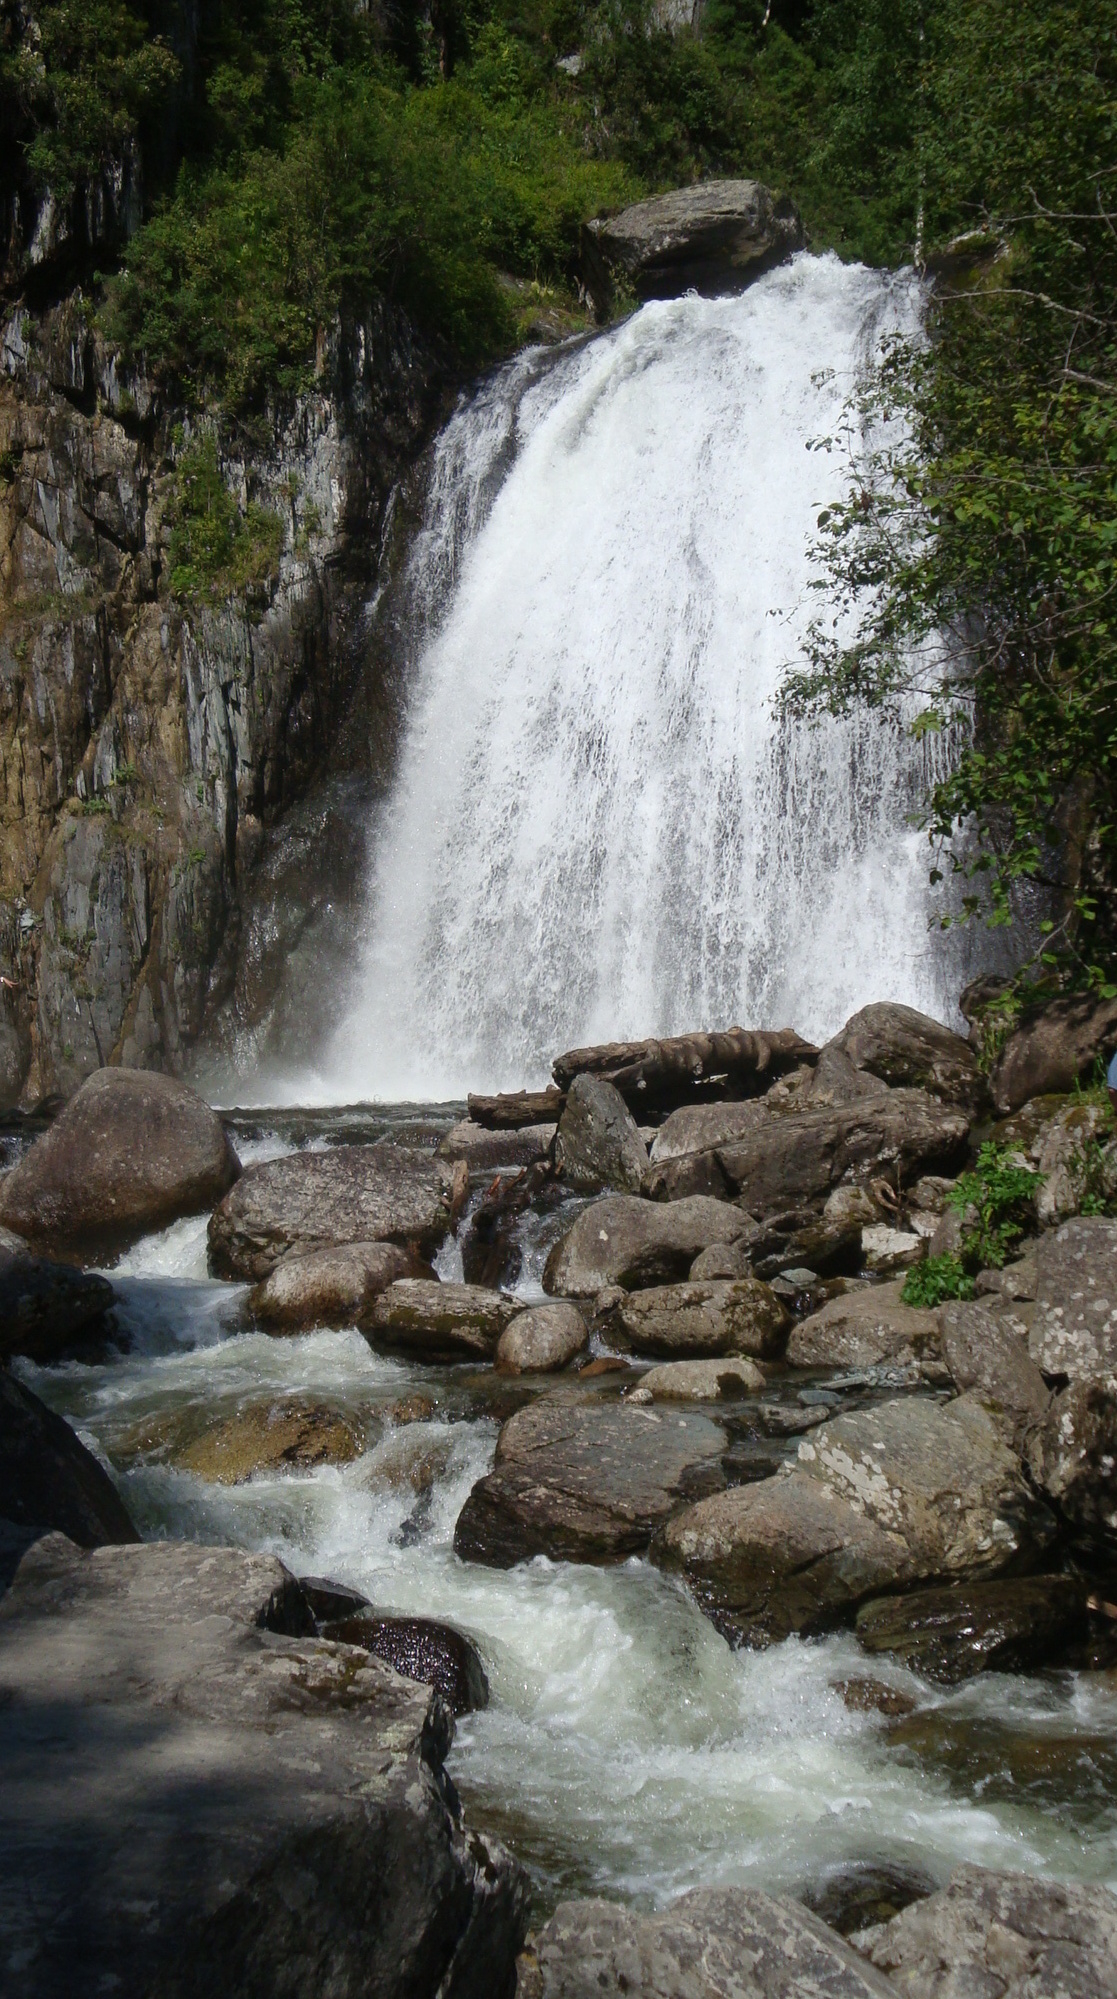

{"left": 855, "top": 1865, "right": 1117, "bottom": 1999}
{"left": 554, "top": 1075, "right": 647, "bottom": 1193}
{"left": 1029, "top": 1216, "right": 1117, "bottom": 1379}
{"left": 247, "top": 1240, "right": 425, "bottom": 1331}
{"left": 208, "top": 1146, "right": 457, "bottom": 1280}
{"left": 938, "top": 1299, "right": 1050, "bottom": 1447}
{"left": 543, "top": 1194, "right": 752, "bottom": 1297}
{"left": 453, "top": 1393, "right": 726, "bottom": 1567}
{"left": 0, "top": 1068, "right": 240, "bottom": 1246}
{"left": 580, "top": 180, "right": 805, "bottom": 317}
{"left": 603, "top": 1277, "right": 789, "bottom": 1360}
{"left": 519, "top": 1887, "right": 896, "bottom": 1999}
{"left": 496, "top": 1302, "right": 588, "bottom": 1373}
{"left": 368, "top": 1278, "right": 521, "bottom": 1360}
{"left": 989, "top": 989, "right": 1117, "bottom": 1114}
{"left": 786, "top": 1280, "right": 941, "bottom": 1373}
{"left": 0, "top": 1537, "right": 528, "bottom": 1995}
{"left": 645, "top": 1090, "right": 968, "bottom": 1208}
{"left": 854, "top": 1576, "right": 1088, "bottom": 1684}
{"left": 0, "top": 1239, "right": 115, "bottom": 1362}
{"left": 654, "top": 1394, "right": 1053, "bottom": 1644}
{"left": 0, "top": 1370, "right": 138, "bottom": 1587}
{"left": 821, "top": 1002, "right": 989, "bottom": 1113}
{"left": 1025, "top": 1373, "right": 1117, "bottom": 1541}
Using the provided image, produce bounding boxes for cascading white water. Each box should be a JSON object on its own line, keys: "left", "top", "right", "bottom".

{"left": 322, "top": 253, "right": 969, "bottom": 1102}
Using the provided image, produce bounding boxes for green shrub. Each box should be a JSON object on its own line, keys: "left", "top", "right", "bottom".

{"left": 167, "top": 437, "right": 284, "bottom": 601}
{"left": 901, "top": 1253, "right": 974, "bottom": 1307}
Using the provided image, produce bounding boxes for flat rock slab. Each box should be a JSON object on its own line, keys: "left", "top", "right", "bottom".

{"left": 855, "top": 1863, "right": 1117, "bottom": 1998}
{"left": 0, "top": 1244, "right": 114, "bottom": 1361}
{"left": 854, "top": 1576, "right": 1087, "bottom": 1684}
{"left": 369, "top": 1279, "right": 520, "bottom": 1359}
{"left": 453, "top": 1395, "right": 726, "bottom": 1567}
{"left": 247, "top": 1240, "right": 422, "bottom": 1331}
{"left": 543, "top": 1195, "right": 751, "bottom": 1297}
{"left": 787, "top": 1280, "right": 940, "bottom": 1372}
{"left": 209, "top": 1146, "right": 457, "bottom": 1281}
{"left": 606, "top": 1278, "right": 789, "bottom": 1359}
{"left": 0, "top": 1537, "right": 527, "bottom": 1998}
{"left": 519, "top": 1885, "right": 896, "bottom": 1999}
{"left": 439, "top": 1120, "right": 556, "bottom": 1169}
{"left": 1031, "top": 1216, "right": 1117, "bottom": 1378}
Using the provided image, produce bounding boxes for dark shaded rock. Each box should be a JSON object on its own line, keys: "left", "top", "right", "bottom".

{"left": 854, "top": 1863, "right": 1117, "bottom": 1998}
{"left": 990, "top": 991, "right": 1117, "bottom": 1116}
{"left": 714, "top": 1092, "right": 970, "bottom": 1217}
{"left": 208, "top": 1145, "right": 457, "bottom": 1280}
{"left": 938, "top": 1299, "right": 1050, "bottom": 1448}
{"left": 247, "top": 1240, "right": 425, "bottom": 1331}
{"left": 439, "top": 1121, "right": 556, "bottom": 1169}
{"left": 320, "top": 1609, "right": 489, "bottom": 1716}
{"left": 0, "top": 1244, "right": 114, "bottom": 1361}
{"left": 833, "top": 1677, "right": 917, "bottom": 1718}
{"left": 554, "top": 1076, "right": 647, "bottom": 1194}
{"left": 0, "top": 1068, "right": 239, "bottom": 1247}
{"left": 1031, "top": 1216, "right": 1117, "bottom": 1379}
{"left": 605, "top": 1278, "right": 789, "bottom": 1360}
{"left": 854, "top": 1576, "right": 1088, "bottom": 1684}
{"left": 453, "top": 1395, "right": 726, "bottom": 1568}
{"left": 0, "top": 1370, "right": 138, "bottom": 1573}
{"left": 689, "top": 1240, "right": 753, "bottom": 1281}
{"left": 581, "top": 180, "right": 806, "bottom": 318}
{"left": 369, "top": 1279, "right": 520, "bottom": 1361}
{"left": 787, "top": 1281, "right": 941, "bottom": 1373}
{"left": 496, "top": 1302, "right": 588, "bottom": 1374}
{"left": 0, "top": 1537, "right": 528, "bottom": 1997}
{"left": 1025, "top": 1373, "right": 1117, "bottom": 1541}
{"left": 802, "top": 1863, "right": 934, "bottom": 1940}
{"left": 518, "top": 1885, "right": 896, "bottom": 1999}
{"left": 298, "top": 1575, "right": 372, "bottom": 1624}
{"left": 823, "top": 1003, "right": 988, "bottom": 1113}
{"left": 543, "top": 1195, "right": 751, "bottom": 1297}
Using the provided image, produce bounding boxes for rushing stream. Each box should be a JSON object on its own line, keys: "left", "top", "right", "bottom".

{"left": 18, "top": 1113, "right": 1117, "bottom": 1921}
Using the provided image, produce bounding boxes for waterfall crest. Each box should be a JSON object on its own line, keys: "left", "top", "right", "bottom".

{"left": 322, "top": 254, "right": 967, "bottom": 1101}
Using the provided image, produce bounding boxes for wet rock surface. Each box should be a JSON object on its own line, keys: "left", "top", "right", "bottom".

{"left": 787, "top": 1281, "right": 941, "bottom": 1373}
{"left": 854, "top": 1863, "right": 1117, "bottom": 1998}
{"left": 554, "top": 1075, "right": 648, "bottom": 1194}
{"left": 854, "top": 1576, "right": 1088, "bottom": 1684}
{"left": 0, "top": 1371, "right": 138, "bottom": 1585}
{"left": 370, "top": 1279, "right": 521, "bottom": 1360}
{"left": 247, "top": 1240, "right": 425, "bottom": 1331}
{"left": 1031, "top": 1216, "right": 1117, "bottom": 1379}
{"left": 604, "top": 1277, "right": 790, "bottom": 1359}
{"left": 0, "top": 1241, "right": 114, "bottom": 1361}
{"left": 0, "top": 1068, "right": 239, "bottom": 1245}
{"left": 0, "top": 1537, "right": 528, "bottom": 1998}
{"left": 543, "top": 1195, "right": 751, "bottom": 1297}
{"left": 496, "top": 1301, "right": 588, "bottom": 1373}
{"left": 208, "top": 1146, "right": 457, "bottom": 1279}
{"left": 454, "top": 1393, "right": 726, "bottom": 1567}
{"left": 319, "top": 1607, "right": 490, "bottom": 1716}
{"left": 172, "top": 1398, "right": 365, "bottom": 1483}
{"left": 1025, "top": 1373, "right": 1117, "bottom": 1540}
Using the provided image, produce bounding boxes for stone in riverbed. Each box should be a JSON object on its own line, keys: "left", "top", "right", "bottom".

{"left": 0, "top": 1537, "right": 528, "bottom": 1995}
{"left": 0, "top": 1067, "right": 240, "bottom": 1247}
{"left": 173, "top": 1398, "right": 365, "bottom": 1484}
{"left": 369, "top": 1278, "right": 520, "bottom": 1360}
{"left": 938, "top": 1298, "right": 1050, "bottom": 1447}
{"left": 605, "top": 1278, "right": 789, "bottom": 1359}
{"left": 554, "top": 1075, "right": 648, "bottom": 1194}
{"left": 453, "top": 1394, "right": 726, "bottom": 1567}
{"left": 0, "top": 1370, "right": 139, "bottom": 1587}
{"left": 496, "top": 1302, "right": 588, "bottom": 1373}
{"left": 689, "top": 1240, "right": 753, "bottom": 1280}
{"left": 438, "top": 1120, "right": 556, "bottom": 1169}
{"left": 854, "top": 1576, "right": 1088, "bottom": 1684}
{"left": 1030, "top": 1216, "right": 1117, "bottom": 1379}
{"left": 208, "top": 1145, "right": 457, "bottom": 1280}
{"left": 543, "top": 1194, "right": 752, "bottom": 1297}
{"left": 787, "top": 1280, "right": 941, "bottom": 1373}
{"left": 518, "top": 1885, "right": 896, "bottom": 1999}
{"left": 0, "top": 1240, "right": 115, "bottom": 1361}
{"left": 637, "top": 1357, "right": 765, "bottom": 1400}
{"left": 854, "top": 1863, "right": 1117, "bottom": 1999}
{"left": 319, "top": 1608, "right": 489, "bottom": 1716}
{"left": 247, "top": 1240, "right": 424, "bottom": 1331}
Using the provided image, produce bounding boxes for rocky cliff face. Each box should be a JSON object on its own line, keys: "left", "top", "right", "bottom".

{"left": 0, "top": 292, "right": 448, "bottom": 1105}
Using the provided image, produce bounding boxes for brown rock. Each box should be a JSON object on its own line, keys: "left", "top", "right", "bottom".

{"left": 581, "top": 179, "right": 806, "bottom": 316}
{"left": 714, "top": 1092, "right": 970, "bottom": 1217}
{"left": 438, "top": 1120, "right": 555, "bottom": 1169}
{"left": 543, "top": 1195, "right": 752, "bottom": 1297}
{"left": 175, "top": 1400, "right": 364, "bottom": 1484}
{"left": 369, "top": 1279, "right": 520, "bottom": 1360}
{"left": 822, "top": 1002, "right": 988, "bottom": 1113}
{"left": 854, "top": 1576, "right": 1087, "bottom": 1684}
{"left": 990, "top": 990, "right": 1117, "bottom": 1115}
{"left": 787, "top": 1280, "right": 940, "bottom": 1371}
{"left": 938, "top": 1299, "right": 1050, "bottom": 1446}
{"left": 208, "top": 1146, "right": 456, "bottom": 1281}
{"left": 247, "top": 1241, "right": 422, "bottom": 1331}
{"left": 1025, "top": 1373, "right": 1117, "bottom": 1540}
{"left": 637, "top": 1357, "right": 765, "bottom": 1400}
{"left": 607, "top": 1278, "right": 789, "bottom": 1360}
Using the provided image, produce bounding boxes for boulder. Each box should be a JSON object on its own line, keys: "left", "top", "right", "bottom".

{"left": 689, "top": 1240, "right": 753, "bottom": 1280}
{"left": 453, "top": 1394, "right": 726, "bottom": 1567}
{"left": 368, "top": 1278, "right": 520, "bottom": 1360}
{"left": 247, "top": 1240, "right": 423, "bottom": 1331}
{"left": 854, "top": 1576, "right": 1087, "bottom": 1684}
{"left": 0, "top": 1371, "right": 138, "bottom": 1587}
{"left": 0, "top": 1067, "right": 240, "bottom": 1246}
{"left": 822, "top": 1003, "right": 988, "bottom": 1113}
{"left": 714, "top": 1091, "right": 969, "bottom": 1216}
{"left": 1032, "top": 1100, "right": 1117, "bottom": 1225}
{"left": 174, "top": 1399, "right": 365, "bottom": 1484}
{"left": 1025, "top": 1374, "right": 1117, "bottom": 1540}
{"left": 543, "top": 1195, "right": 751, "bottom": 1297}
{"left": 990, "top": 989, "right": 1117, "bottom": 1114}
{"left": 636, "top": 1357, "right": 765, "bottom": 1400}
{"left": 803, "top": 1046, "right": 892, "bottom": 1107}
{"left": 1031, "top": 1216, "right": 1117, "bottom": 1379}
{"left": 317, "top": 1607, "right": 489, "bottom": 1715}
{"left": 605, "top": 1278, "right": 789, "bottom": 1360}
{"left": 648, "top": 1101, "right": 767, "bottom": 1169}
{"left": 0, "top": 1538, "right": 528, "bottom": 1995}
{"left": 0, "top": 1242, "right": 114, "bottom": 1361}
{"left": 787, "top": 1281, "right": 940, "bottom": 1372}
{"left": 496, "top": 1302, "right": 588, "bottom": 1373}
{"left": 519, "top": 1887, "right": 896, "bottom": 1999}
{"left": 438, "top": 1120, "right": 556, "bottom": 1169}
{"left": 554, "top": 1075, "right": 647, "bottom": 1193}
{"left": 855, "top": 1863, "right": 1117, "bottom": 1999}
{"left": 208, "top": 1146, "right": 457, "bottom": 1281}
{"left": 938, "top": 1299, "right": 1050, "bottom": 1447}
{"left": 580, "top": 180, "right": 806, "bottom": 317}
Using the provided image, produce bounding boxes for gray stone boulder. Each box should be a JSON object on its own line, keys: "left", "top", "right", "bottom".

{"left": 247, "top": 1240, "right": 423, "bottom": 1331}
{"left": 453, "top": 1394, "right": 726, "bottom": 1567}
{"left": 605, "top": 1278, "right": 789, "bottom": 1360}
{"left": 580, "top": 180, "right": 805, "bottom": 317}
{"left": 543, "top": 1195, "right": 751, "bottom": 1297}
{"left": 496, "top": 1302, "right": 588, "bottom": 1373}
{"left": 636, "top": 1357, "right": 764, "bottom": 1400}
{"left": 938, "top": 1299, "right": 1050, "bottom": 1447}
{"left": 787, "top": 1280, "right": 941, "bottom": 1373}
{"left": 714, "top": 1091, "right": 970, "bottom": 1217}
{"left": 854, "top": 1576, "right": 1087, "bottom": 1684}
{"left": 0, "top": 1067, "right": 240, "bottom": 1246}
{"left": 821, "top": 1002, "right": 988, "bottom": 1113}
{"left": 0, "top": 1371, "right": 138, "bottom": 1588}
{"left": 855, "top": 1863, "right": 1117, "bottom": 1998}
{"left": 369, "top": 1279, "right": 521, "bottom": 1361}
{"left": 1032, "top": 1099, "right": 1117, "bottom": 1225}
{"left": 1025, "top": 1373, "right": 1117, "bottom": 1540}
{"left": 689, "top": 1240, "right": 753, "bottom": 1280}
{"left": 0, "top": 1538, "right": 528, "bottom": 1996}
{"left": 1030, "top": 1216, "right": 1117, "bottom": 1378}
{"left": 990, "top": 989, "right": 1117, "bottom": 1114}
{"left": 208, "top": 1146, "right": 458, "bottom": 1281}
{"left": 519, "top": 1886, "right": 896, "bottom": 1999}
{"left": 555, "top": 1075, "right": 647, "bottom": 1193}
{"left": 646, "top": 1105, "right": 768, "bottom": 1202}
{"left": 0, "top": 1241, "right": 115, "bottom": 1361}
{"left": 438, "top": 1120, "right": 556, "bottom": 1170}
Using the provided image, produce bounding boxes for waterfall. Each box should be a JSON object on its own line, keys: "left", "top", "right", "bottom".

{"left": 321, "top": 253, "right": 975, "bottom": 1102}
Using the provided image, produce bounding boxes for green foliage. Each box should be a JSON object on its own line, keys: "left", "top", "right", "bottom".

{"left": 167, "top": 437, "right": 284, "bottom": 601}
{"left": 901, "top": 1253, "right": 974, "bottom": 1307}
{"left": 0, "top": 0, "right": 177, "bottom": 200}
{"left": 947, "top": 1141, "right": 1044, "bottom": 1270}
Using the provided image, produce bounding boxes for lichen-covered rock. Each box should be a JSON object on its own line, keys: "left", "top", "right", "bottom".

{"left": 636, "top": 1357, "right": 765, "bottom": 1400}
{"left": 554, "top": 1075, "right": 647, "bottom": 1194}
{"left": 0, "top": 1242, "right": 114, "bottom": 1360}
{"left": 821, "top": 1002, "right": 988, "bottom": 1113}
{"left": 496, "top": 1302, "right": 588, "bottom": 1373}
{"left": 606, "top": 1278, "right": 789, "bottom": 1360}
{"left": 1031, "top": 1216, "right": 1117, "bottom": 1379}
{"left": 543, "top": 1195, "right": 751, "bottom": 1297}
{"left": 854, "top": 1864, "right": 1117, "bottom": 1998}
{"left": 787, "top": 1280, "right": 940, "bottom": 1373}
{"left": 208, "top": 1146, "right": 456, "bottom": 1280}
{"left": 247, "top": 1240, "right": 422, "bottom": 1331}
{"left": 0, "top": 1067, "right": 239, "bottom": 1245}
{"left": 173, "top": 1399, "right": 365, "bottom": 1484}
{"left": 1025, "top": 1373, "right": 1117, "bottom": 1540}
{"left": 369, "top": 1278, "right": 520, "bottom": 1360}
{"left": 938, "top": 1299, "right": 1050, "bottom": 1448}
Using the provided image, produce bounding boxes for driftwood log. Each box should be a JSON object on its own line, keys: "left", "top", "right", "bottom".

{"left": 552, "top": 1027, "right": 818, "bottom": 1115}
{"left": 467, "top": 1088, "right": 565, "bottom": 1130}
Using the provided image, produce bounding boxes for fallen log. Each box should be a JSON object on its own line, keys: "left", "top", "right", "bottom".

{"left": 467, "top": 1087, "right": 565, "bottom": 1130}
{"left": 551, "top": 1027, "right": 817, "bottom": 1114}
